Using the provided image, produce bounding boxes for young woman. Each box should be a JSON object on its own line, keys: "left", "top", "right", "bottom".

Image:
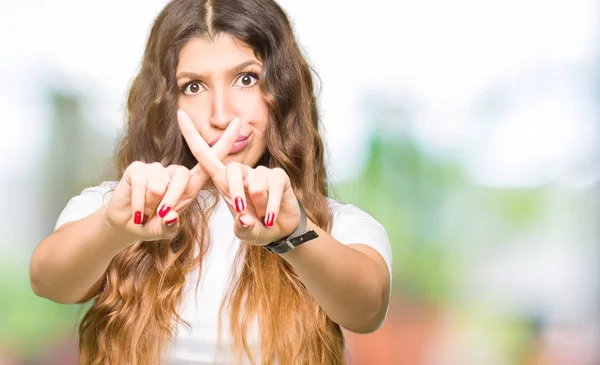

{"left": 29, "top": 0, "right": 392, "bottom": 364}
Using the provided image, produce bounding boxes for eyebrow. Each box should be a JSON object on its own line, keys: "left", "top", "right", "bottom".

{"left": 176, "top": 60, "right": 262, "bottom": 82}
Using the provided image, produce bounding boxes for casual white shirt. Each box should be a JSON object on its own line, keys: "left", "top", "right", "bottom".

{"left": 54, "top": 181, "right": 393, "bottom": 364}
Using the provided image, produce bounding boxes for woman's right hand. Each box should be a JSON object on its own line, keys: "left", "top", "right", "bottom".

{"left": 105, "top": 162, "right": 199, "bottom": 242}
{"left": 104, "top": 116, "right": 241, "bottom": 243}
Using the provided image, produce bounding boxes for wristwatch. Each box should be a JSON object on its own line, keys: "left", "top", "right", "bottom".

{"left": 264, "top": 199, "right": 319, "bottom": 254}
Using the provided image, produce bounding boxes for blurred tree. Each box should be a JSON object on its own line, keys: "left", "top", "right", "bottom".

{"left": 334, "top": 95, "right": 548, "bottom": 304}
{"left": 42, "top": 90, "right": 116, "bottom": 234}
{"left": 42, "top": 92, "right": 85, "bottom": 232}
{"left": 1, "top": 88, "right": 113, "bottom": 361}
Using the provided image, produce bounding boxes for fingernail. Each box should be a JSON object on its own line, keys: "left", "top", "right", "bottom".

{"left": 235, "top": 197, "right": 245, "bottom": 213}
{"left": 158, "top": 205, "right": 171, "bottom": 218}
{"left": 239, "top": 216, "right": 250, "bottom": 228}
{"left": 142, "top": 214, "right": 149, "bottom": 224}
{"left": 265, "top": 212, "right": 275, "bottom": 227}
{"left": 134, "top": 211, "right": 142, "bottom": 225}
{"left": 166, "top": 217, "right": 178, "bottom": 227}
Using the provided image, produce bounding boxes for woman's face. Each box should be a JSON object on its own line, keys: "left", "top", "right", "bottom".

{"left": 176, "top": 33, "right": 269, "bottom": 167}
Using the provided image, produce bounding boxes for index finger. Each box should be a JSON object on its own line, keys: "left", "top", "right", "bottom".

{"left": 177, "top": 109, "right": 227, "bottom": 177}
{"left": 188, "top": 117, "right": 241, "bottom": 175}
{"left": 212, "top": 117, "right": 243, "bottom": 161}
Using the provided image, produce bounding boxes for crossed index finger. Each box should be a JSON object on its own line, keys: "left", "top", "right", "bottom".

{"left": 177, "top": 109, "right": 240, "bottom": 177}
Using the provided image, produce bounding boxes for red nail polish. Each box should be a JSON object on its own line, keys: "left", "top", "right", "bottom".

{"left": 158, "top": 205, "right": 171, "bottom": 218}
{"left": 134, "top": 211, "right": 142, "bottom": 225}
{"left": 235, "top": 197, "right": 245, "bottom": 213}
{"left": 265, "top": 212, "right": 275, "bottom": 227}
{"left": 166, "top": 217, "right": 177, "bottom": 227}
{"left": 239, "top": 216, "right": 250, "bottom": 228}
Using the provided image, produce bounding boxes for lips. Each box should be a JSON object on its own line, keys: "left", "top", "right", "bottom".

{"left": 229, "top": 138, "right": 249, "bottom": 154}
{"left": 209, "top": 135, "right": 248, "bottom": 147}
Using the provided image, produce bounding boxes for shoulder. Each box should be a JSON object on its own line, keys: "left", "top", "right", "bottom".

{"left": 326, "top": 197, "right": 385, "bottom": 231}
{"left": 78, "top": 181, "right": 119, "bottom": 199}
{"left": 70, "top": 181, "right": 119, "bottom": 207}
{"left": 325, "top": 197, "right": 392, "bottom": 273}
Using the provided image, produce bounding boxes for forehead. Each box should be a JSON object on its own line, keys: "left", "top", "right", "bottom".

{"left": 177, "top": 33, "right": 259, "bottom": 73}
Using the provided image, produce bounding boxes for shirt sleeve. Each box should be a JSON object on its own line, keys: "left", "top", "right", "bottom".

{"left": 329, "top": 199, "right": 393, "bottom": 278}
{"left": 54, "top": 181, "right": 118, "bottom": 231}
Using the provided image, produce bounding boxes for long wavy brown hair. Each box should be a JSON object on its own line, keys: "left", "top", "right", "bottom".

{"left": 78, "top": 0, "right": 344, "bottom": 364}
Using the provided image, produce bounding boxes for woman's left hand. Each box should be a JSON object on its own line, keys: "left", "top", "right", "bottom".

{"left": 177, "top": 110, "right": 301, "bottom": 246}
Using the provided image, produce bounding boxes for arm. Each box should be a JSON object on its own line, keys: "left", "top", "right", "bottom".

{"left": 280, "top": 219, "right": 391, "bottom": 334}
{"left": 29, "top": 206, "right": 139, "bottom": 304}
{"left": 31, "top": 124, "right": 240, "bottom": 305}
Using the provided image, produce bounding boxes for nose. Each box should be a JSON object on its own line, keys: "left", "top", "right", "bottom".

{"left": 209, "top": 87, "right": 235, "bottom": 129}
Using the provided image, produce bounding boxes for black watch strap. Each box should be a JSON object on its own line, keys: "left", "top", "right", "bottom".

{"left": 264, "top": 199, "right": 319, "bottom": 254}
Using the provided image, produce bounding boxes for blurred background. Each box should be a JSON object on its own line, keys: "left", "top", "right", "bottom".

{"left": 1, "top": 0, "right": 599, "bottom": 364}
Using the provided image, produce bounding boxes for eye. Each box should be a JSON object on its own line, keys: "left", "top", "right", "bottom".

{"left": 182, "top": 81, "right": 205, "bottom": 95}
{"left": 234, "top": 72, "right": 259, "bottom": 88}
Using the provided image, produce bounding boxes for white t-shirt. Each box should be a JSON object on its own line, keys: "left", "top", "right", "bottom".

{"left": 55, "top": 181, "right": 393, "bottom": 364}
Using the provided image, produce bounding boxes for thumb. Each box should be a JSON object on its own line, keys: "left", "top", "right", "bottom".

{"left": 234, "top": 213, "right": 258, "bottom": 241}
{"left": 234, "top": 213, "right": 273, "bottom": 246}
{"left": 160, "top": 210, "right": 181, "bottom": 238}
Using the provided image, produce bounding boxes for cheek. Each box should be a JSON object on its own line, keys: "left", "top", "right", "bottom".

{"left": 178, "top": 96, "right": 210, "bottom": 130}
{"left": 238, "top": 92, "right": 269, "bottom": 130}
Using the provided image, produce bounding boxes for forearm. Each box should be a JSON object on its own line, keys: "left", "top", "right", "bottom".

{"left": 30, "top": 206, "right": 138, "bottom": 304}
{"left": 280, "top": 219, "right": 390, "bottom": 333}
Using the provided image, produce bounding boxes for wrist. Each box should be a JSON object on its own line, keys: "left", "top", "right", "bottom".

{"left": 264, "top": 200, "right": 318, "bottom": 254}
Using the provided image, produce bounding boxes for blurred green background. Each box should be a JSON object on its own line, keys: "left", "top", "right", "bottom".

{"left": 1, "top": 0, "right": 599, "bottom": 364}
